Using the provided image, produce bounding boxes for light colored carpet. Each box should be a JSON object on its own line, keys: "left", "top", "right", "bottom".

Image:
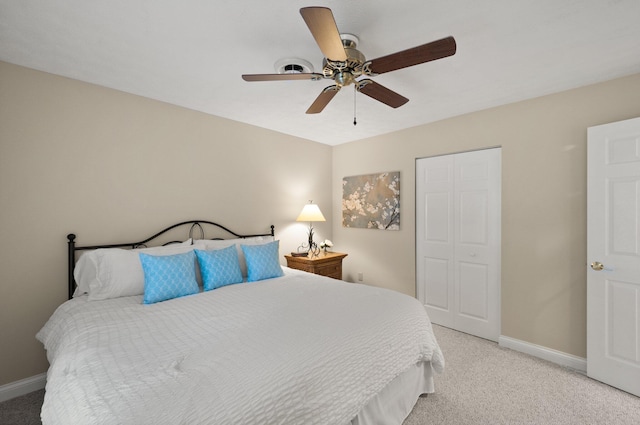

{"left": 404, "top": 324, "right": 640, "bottom": 424}
{"left": 1, "top": 324, "right": 638, "bottom": 424}
{"left": 0, "top": 388, "right": 43, "bottom": 425}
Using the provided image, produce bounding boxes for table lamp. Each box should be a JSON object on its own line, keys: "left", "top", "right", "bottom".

{"left": 296, "top": 200, "right": 326, "bottom": 256}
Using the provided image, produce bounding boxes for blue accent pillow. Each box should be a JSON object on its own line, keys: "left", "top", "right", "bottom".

{"left": 241, "top": 240, "right": 284, "bottom": 282}
{"left": 139, "top": 251, "right": 199, "bottom": 304}
{"left": 195, "top": 246, "right": 243, "bottom": 291}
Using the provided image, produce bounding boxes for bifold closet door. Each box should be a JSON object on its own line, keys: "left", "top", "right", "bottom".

{"left": 416, "top": 148, "right": 501, "bottom": 341}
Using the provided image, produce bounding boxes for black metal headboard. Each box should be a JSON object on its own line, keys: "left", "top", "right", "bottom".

{"left": 67, "top": 220, "right": 275, "bottom": 299}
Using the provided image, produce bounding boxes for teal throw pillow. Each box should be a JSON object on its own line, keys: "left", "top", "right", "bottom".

{"left": 241, "top": 240, "right": 284, "bottom": 282}
{"left": 195, "top": 246, "right": 243, "bottom": 291}
{"left": 139, "top": 251, "right": 199, "bottom": 304}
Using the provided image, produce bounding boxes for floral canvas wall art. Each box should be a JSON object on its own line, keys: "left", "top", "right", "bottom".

{"left": 342, "top": 171, "right": 400, "bottom": 230}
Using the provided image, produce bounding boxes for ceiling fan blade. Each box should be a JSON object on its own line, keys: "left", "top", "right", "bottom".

{"left": 306, "top": 85, "right": 341, "bottom": 114}
{"left": 242, "top": 73, "right": 324, "bottom": 82}
{"left": 300, "top": 7, "right": 347, "bottom": 62}
{"left": 357, "top": 79, "right": 409, "bottom": 108}
{"left": 366, "top": 36, "right": 456, "bottom": 75}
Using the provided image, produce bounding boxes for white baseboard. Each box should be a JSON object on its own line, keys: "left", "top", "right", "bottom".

{"left": 0, "top": 373, "right": 46, "bottom": 403}
{"left": 499, "top": 335, "right": 587, "bottom": 373}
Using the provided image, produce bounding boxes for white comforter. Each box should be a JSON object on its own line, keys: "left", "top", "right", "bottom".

{"left": 37, "top": 268, "right": 444, "bottom": 425}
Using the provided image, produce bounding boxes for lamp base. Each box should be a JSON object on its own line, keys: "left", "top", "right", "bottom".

{"left": 291, "top": 252, "right": 308, "bottom": 257}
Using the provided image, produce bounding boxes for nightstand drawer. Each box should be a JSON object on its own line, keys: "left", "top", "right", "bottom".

{"left": 315, "top": 263, "right": 342, "bottom": 279}
{"left": 295, "top": 264, "right": 316, "bottom": 274}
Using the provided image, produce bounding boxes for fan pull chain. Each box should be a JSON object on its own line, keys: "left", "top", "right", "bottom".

{"left": 353, "top": 85, "right": 357, "bottom": 126}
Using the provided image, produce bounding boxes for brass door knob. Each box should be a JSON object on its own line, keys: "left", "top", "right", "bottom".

{"left": 590, "top": 261, "right": 604, "bottom": 271}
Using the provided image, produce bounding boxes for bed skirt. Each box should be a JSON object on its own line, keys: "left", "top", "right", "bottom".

{"left": 351, "top": 361, "right": 434, "bottom": 425}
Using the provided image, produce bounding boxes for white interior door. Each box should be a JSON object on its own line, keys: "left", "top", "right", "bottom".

{"left": 416, "top": 148, "right": 501, "bottom": 341}
{"left": 587, "top": 117, "right": 640, "bottom": 397}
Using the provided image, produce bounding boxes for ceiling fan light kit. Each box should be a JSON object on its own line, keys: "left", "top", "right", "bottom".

{"left": 242, "top": 7, "right": 456, "bottom": 115}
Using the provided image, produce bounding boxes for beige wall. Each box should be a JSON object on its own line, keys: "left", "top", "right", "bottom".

{"left": 332, "top": 72, "right": 640, "bottom": 358}
{"left": 2, "top": 58, "right": 639, "bottom": 386}
{"left": 0, "top": 61, "right": 333, "bottom": 386}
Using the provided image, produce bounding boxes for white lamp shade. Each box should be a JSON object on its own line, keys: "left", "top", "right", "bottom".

{"left": 296, "top": 203, "right": 326, "bottom": 222}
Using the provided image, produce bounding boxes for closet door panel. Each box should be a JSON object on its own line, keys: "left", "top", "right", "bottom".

{"left": 417, "top": 148, "right": 501, "bottom": 341}
{"left": 416, "top": 155, "right": 455, "bottom": 326}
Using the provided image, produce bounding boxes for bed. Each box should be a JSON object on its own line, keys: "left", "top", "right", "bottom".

{"left": 37, "top": 220, "right": 444, "bottom": 425}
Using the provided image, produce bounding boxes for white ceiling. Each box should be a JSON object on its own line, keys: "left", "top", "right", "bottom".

{"left": 1, "top": 0, "right": 639, "bottom": 146}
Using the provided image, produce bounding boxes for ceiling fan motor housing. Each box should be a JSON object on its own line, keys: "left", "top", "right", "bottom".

{"left": 322, "top": 34, "right": 366, "bottom": 87}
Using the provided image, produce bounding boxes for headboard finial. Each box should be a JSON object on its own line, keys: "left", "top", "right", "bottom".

{"left": 67, "top": 234, "right": 76, "bottom": 242}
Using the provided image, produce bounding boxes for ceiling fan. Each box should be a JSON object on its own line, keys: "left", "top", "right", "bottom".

{"left": 242, "top": 7, "right": 456, "bottom": 115}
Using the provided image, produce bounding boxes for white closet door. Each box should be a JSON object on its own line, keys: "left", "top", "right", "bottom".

{"left": 416, "top": 148, "right": 501, "bottom": 341}
{"left": 416, "top": 154, "right": 455, "bottom": 327}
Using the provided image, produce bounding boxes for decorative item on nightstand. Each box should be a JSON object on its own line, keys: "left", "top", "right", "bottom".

{"left": 319, "top": 239, "right": 333, "bottom": 253}
{"left": 295, "top": 200, "right": 326, "bottom": 257}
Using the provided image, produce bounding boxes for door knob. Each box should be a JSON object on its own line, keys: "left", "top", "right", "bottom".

{"left": 590, "top": 261, "right": 604, "bottom": 271}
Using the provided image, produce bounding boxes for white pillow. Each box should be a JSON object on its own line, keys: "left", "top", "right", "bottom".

{"left": 193, "top": 236, "right": 274, "bottom": 278}
{"left": 73, "top": 240, "right": 194, "bottom": 300}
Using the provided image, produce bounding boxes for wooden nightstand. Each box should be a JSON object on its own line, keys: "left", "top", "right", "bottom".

{"left": 284, "top": 251, "right": 348, "bottom": 280}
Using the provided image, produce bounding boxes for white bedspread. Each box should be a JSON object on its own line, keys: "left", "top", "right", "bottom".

{"left": 37, "top": 268, "right": 444, "bottom": 425}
